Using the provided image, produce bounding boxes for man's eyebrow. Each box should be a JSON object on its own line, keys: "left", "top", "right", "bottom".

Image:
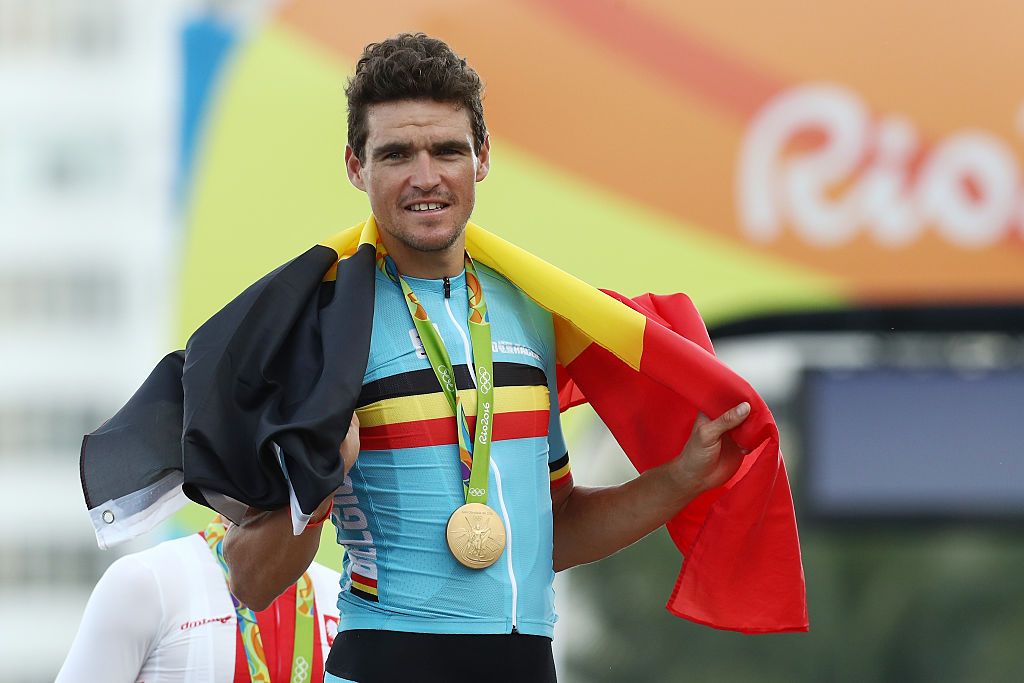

{"left": 371, "top": 142, "right": 412, "bottom": 159}
{"left": 432, "top": 139, "right": 472, "bottom": 153}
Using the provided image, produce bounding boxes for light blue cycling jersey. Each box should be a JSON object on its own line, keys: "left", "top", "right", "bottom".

{"left": 332, "top": 261, "right": 570, "bottom": 638}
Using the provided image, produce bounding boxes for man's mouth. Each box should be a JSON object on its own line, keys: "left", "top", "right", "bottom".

{"left": 405, "top": 201, "right": 451, "bottom": 213}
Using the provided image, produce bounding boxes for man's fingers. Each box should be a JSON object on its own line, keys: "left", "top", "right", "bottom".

{"left": 347, "top": 412, "right": 360, "bottom": 443}
{"left": 697, "top": 402, "right": 750, "bottom": 445}
{"left": 689, "top": 412, "right": 710, "bottom": 442}
{"left": 340, "top": 411, "right": 361, "bottom": 456}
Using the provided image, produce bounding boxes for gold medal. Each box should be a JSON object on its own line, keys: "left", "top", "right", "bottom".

{"left": 446, "top": 502, "right": 506, "bottom": 569}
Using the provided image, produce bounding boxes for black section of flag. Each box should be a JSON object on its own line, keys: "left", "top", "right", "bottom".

{"left": 81, "top": 241, "right": 378, "bottom": 520}
{"left": 182, "top": 242, "right": 376, "bottom": 516}
{"left": 80, "top": 351, "right": 185, "bottom": 509}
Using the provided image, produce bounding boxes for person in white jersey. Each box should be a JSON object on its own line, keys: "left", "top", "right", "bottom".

{"left": 56, "top": 515, "right": 340, "bottom": 683}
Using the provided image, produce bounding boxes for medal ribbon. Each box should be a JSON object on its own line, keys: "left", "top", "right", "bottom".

{"left": 203, "top": 517, "right": 316, "bottom": 683}
{"left": 381, "top": 250, "right": 494, "bottom": 505}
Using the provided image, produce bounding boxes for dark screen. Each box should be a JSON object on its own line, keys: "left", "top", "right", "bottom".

{"left": 802, "top": 368, "right": 1024, "bottom": 518}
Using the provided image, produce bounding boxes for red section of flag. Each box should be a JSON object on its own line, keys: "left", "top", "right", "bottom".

{"left": 558, "top": 291, "right": 808, "bottom": 633}
{"left": 359, "top": 410, "right": 549, "bottom": 451}
{"left": 555, "top": 363, "right": 586, "bottom": 412}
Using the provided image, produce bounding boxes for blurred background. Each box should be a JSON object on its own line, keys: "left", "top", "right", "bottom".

{"left": 4, "top": 1, "right": 1024, "bottom": 681}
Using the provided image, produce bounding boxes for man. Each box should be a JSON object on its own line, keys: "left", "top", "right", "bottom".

{"left": 223, "top": 34, "right": 753, "bottom": 683}
{"left": 56, "top": 516, "right": 341, "bottom": 683}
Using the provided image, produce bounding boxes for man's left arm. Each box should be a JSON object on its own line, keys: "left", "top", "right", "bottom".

{"left": 551, "top": 403, "right": 750, "bottom": 572}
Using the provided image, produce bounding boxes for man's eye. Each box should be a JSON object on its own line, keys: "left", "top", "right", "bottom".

{"left": 386, "top": 152, "right": 405, "bottom": 160}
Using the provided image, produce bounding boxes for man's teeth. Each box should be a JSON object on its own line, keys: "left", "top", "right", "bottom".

{"left": 408, "top": 203, "right": 446, "bottom": 211}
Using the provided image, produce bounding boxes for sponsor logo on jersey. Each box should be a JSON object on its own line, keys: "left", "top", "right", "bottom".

{"left": 179, "top": 614, "right": 233, "bottom": 630}
{"left": 409, "top": 328, "right": 426, "bottom": 359}
{"left": 334, "top": 476, "right": 379, "bottom": 602}
{"left": 411, "top": 329, "right": 541, "bottom": 364}
{"left": 492, "top": 340, "right": 541, "bottom": 362}
{"left": 408, "top": 324, "right": 442, "bottom": 360}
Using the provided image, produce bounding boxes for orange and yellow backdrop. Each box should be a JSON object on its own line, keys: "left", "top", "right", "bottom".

{"left": 173, "top": 0, "right": 1024, "bottom": 537}
{"left": 180, "top": 0, "right": 1024, "bottom": 346}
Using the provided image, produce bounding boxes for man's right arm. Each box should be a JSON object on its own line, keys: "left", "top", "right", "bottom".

{"left": 223, "top": 413, "right": 360, "bottom": 611}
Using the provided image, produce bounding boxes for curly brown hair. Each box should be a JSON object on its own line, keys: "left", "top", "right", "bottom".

{"left": 345, "top": 33, "right": 487, "bottom": 161}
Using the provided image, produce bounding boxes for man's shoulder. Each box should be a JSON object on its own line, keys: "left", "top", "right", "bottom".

{"left": 476, "top": 263, "right": 549, "bottom": 318}
{"left": 113, "top": 533, "right": 215, "bottom": 584}
{"left": 91, "top": 538, "right": 209, "bottom": 613}
{"left": 120, "top": 532, "right": 206, "bottom": 563}
{"left": 475, "top": 261, "right": 514, "bottom": 289}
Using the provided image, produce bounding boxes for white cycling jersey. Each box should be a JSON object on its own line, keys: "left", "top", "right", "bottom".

{"left": 56, "top": 533, "right": 340, "bottom": 683}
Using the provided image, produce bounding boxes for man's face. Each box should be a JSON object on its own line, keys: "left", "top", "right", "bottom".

{"left": 345, "top": 99, "right": 490, "bottom": 255}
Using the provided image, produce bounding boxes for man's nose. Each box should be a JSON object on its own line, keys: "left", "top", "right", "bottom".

{"left": 409, "top": 152, "right": 442, "bottom": 190}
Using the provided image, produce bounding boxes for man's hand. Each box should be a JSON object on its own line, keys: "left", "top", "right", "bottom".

{"left": 551, "top": 402, "right": 754, "bottom": 571}
{"left": 667, "top": 402, "right": 751, "bottom": 496}
{"left": 340, "top": 411, "right": 361, "bottom": 477}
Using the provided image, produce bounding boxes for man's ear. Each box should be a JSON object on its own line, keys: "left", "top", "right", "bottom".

{"left": 345, "top": 145, "right": 367, "bottom": 191}
{"left": 475, "top": 135, "right": 491, "bottom": 183}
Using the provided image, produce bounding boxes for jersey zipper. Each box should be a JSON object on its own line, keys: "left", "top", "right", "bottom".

{"left": 444, "top": 293, "right": 519, "bottom": 633}
{"left": 490, "top": 457, "right": 518, "bottom": 633}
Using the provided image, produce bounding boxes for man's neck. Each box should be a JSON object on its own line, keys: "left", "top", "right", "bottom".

{"left": 379, "top": 232, "right": 466, "bottom": 279}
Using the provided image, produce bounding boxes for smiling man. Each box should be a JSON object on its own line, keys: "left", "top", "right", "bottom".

{"left": 220, "top": 34, "right": 753, "bottom": 683}
{"left": 347, "top": 98, "right": 489, "bottom": 273}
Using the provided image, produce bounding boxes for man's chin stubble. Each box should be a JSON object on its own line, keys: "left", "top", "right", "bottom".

{"left": 397, "top": 226, "right": 465, "bottom": 254}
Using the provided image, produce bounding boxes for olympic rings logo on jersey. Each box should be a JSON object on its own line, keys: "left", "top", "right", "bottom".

{"left": 468, "top": 487, "right": 487, "bottom": 497}
{"left": 477, "top": 367, "right": 492, "bottom": 393}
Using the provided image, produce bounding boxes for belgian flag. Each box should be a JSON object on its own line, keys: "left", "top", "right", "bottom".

{"left": 81, "top": 216, "right": 808, "bottom": 634}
